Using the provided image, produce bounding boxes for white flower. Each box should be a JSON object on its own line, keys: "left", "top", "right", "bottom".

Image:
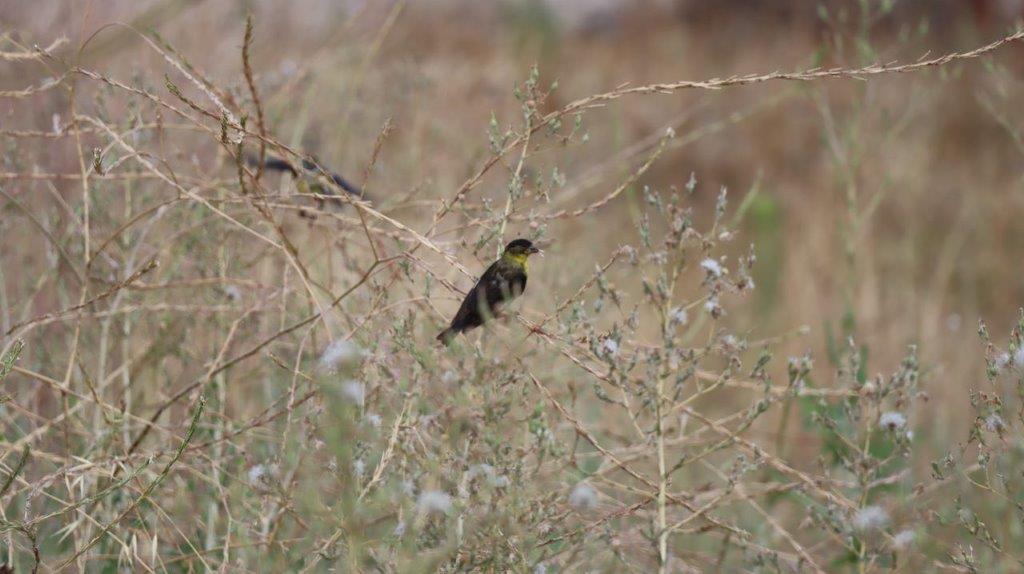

{"left": 853, "top": 505, "right": 889, "bottom": 531}
{"left": 534, "top": 563, "right": 548, "bottom": 574}
{"left": 467, "top": 464, "right": 511, "bottom": 488}
{"left": 467, "top": 464, "right": 495, "bottom": 480}
{"left": 957, "top": 507, "right": 974, "bottom": 524}
{"left": 354, "top": 459, "right": 365, "bottom": 477}
{"left": 704, "top": 296, "right": 722, "bottom": 317}
{"left": 879, "top": 412, "right": 907, "bottom": 432}
{"left": 342, "top": 380, "right": 365, "bottom": 407}
{"left": 417, "top": 490, "right": 453, "bottom": 514}
{"left": 365, "top": 413, "right": 383, "bottom": 428}
{"left": 685, "top": 172, "right": 697, "bottom": 192}
{"left": 1014, "top": 346, "right": 1024, "bottom": 370}
{"left": 600, "top": 339, "right": 619, "bottom": 358}
{"left": 618, "top": 245, "right": 638, "bottom": 264}
{"left": 442, "top": 370, "right": 458, "bottom": 384}
{"left": 401, "top": 480, "right": 416, "bottom": 497}
{"left": 569, "top": 482, "right": 598, "bottom": 510}
{"left": 700, "top": 258, "right": 724, "bottom": 278}
{"left": 247, "top": 464, "right": 267, "bottom": 483}
{"left": 224, "top": 285, "right": 242, "bottom": 301}
{"left": 669, "top": 307, "right": 688, "bottom": 327}
{"left": 393, "top": 520, "right": 406, "bottom": 536}
{"left": 892, "top": 529, "right": 915, "bottom": 549}
{"left": 318, "top": 339, "right": 363, "bottom": 372}
{"left": 995, "top": 352, "right": 1012, "bottom": 371}
{"left": 985, "top": 414, "right": 1004, "bottom": 433}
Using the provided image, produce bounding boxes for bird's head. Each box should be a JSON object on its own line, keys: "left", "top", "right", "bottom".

{"left": 502, "top": 238, "right": 542, "bottom": 268}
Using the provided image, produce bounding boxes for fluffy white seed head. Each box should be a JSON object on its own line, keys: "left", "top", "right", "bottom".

{"left": 853, "top": 505, "right": 889, "bottom": 531}
{"left": 601, "top": 339, "right": 619, "bottom": 358}
{"left": 892, "top": 529, "right": 915, "bottom": 550}
{"left": 879, "top": 412, "right": 907, "bottom": 432}
{"left": 319, "top": 339, "right": 363, "bottom": 373}
{"left": 1014, "top": 346, "right": 1024, "bottom": 370}
{"left": 417, "top": 490, "right": 453, "bottom": 514}
{"left": 700, "top": 258, "right": 724, "bottom": 278}
{"left": 342, "top": 380, "right": 365, "bottom": 407}
{"left": 569, "top": 482, "right": 599, "bottom": 510}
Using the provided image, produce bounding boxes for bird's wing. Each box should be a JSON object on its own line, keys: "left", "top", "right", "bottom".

{"left": 481, "top": 264, "right": 525, "bottom": 306}
{"left": 447, "top": 260, "right": 528, "bottom": 332}
{"left": 302, "top": 156, "right": 363, "bottom": 197}
{"left": 449, "top": 261, "right": 499, "bottom": 328}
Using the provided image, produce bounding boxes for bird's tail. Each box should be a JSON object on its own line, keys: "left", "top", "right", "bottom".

{"left": 246, "top": 154, "right": 300, "bottom": 177}
{"left": 436, "top": 327, "right": 458, "bottom": 346}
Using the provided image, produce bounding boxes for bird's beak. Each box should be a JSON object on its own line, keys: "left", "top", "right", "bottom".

{"left": 529, "top": 246, "right": 543, "bottom": 257}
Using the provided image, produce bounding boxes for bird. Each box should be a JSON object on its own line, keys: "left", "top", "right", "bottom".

{"left": 248, "top": 154, "right": 366, "bottom": 207}
{"left": 436, "top": 238, "right": 543, "bottom": 345}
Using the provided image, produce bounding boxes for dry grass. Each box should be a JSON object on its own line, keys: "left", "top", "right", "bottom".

{"left": 3, "top": 1, "right": 1024, "bottom": 571}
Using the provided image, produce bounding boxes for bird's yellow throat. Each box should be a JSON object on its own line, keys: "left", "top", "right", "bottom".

{"left": 504, "top": 251, "right": 530, "bottom": 271}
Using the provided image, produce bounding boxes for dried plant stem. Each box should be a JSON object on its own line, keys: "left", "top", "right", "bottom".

{"left": 55, "top": 396, "right": 206, "bottom": 571}
{"left": 656, "top": 374, "right": 669, "bottom": 573}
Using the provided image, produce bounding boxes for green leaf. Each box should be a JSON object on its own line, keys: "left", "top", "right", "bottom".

{"left": 0, "top": 340, "right": 23, "bottom": 382}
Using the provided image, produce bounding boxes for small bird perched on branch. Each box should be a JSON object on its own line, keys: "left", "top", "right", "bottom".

{"left": 437, "top": 238, "right": 543, "bottom": 346}
{"left": 249, "top": 154, "right": 366, "bottom": 207}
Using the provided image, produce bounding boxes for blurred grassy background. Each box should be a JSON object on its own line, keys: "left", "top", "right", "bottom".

{"left": 4, "top": 0, "right": 1024, "bottom": 570}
